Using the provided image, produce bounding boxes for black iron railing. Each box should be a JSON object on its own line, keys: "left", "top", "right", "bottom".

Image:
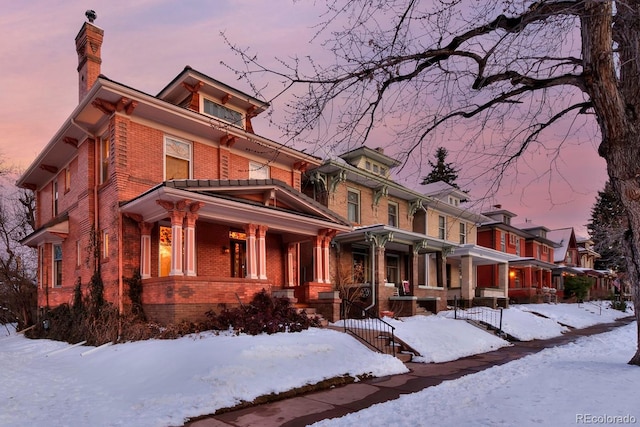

{"left": 340, "top": 299, "right": 396, "bottom": 357}
{"left": 454, "top": 297, "right": 504, "bottom": 335}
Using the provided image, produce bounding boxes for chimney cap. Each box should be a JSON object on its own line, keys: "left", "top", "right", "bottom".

{"left": 85, "top": 10, "right": 97, "bottom": 23}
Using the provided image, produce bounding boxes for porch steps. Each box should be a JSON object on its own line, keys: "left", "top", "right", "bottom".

{"left": 415, "top": 306, "right": 432, "bottom": 316}
{"left": 294, "top": 305, "right": 329, "bottom": 327}
{"left": 335, "top": 326, "right": 418, "bottom": 363}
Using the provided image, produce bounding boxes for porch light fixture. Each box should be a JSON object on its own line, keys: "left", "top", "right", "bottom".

{"left": 222, "top": 246, "right": 230, "bottom": 254}
{"left": 509, "top": 270, "right": 516, "bottom": 279}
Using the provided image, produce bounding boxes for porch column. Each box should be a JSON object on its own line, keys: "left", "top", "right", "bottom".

{"left": 244, "top": 224, "right": 258, "bottom": 279}
{"left": 525, "top": 266, "right": 533, "bottom": 288}
{"left": 138, "top": 222, "right": 153, "bottom": 279}
{"left": 312, "top": 235, "right": 324, "bottom": 282}
{"left": 286, "top": 243, "right": 296, "bottom": 287}
{"left": 321, "top": 230, "right": 336, "bottom": 285}
{"left": 257, "top": 225, "right": 268, "bottom": 280}
{"left": 184, "top": 202, "right": 203, "bottom": 277}
{"left": 460, "top": 255, "right": 474, "bottom": 301}
{"left": 411, "top": 247, "right": 419, "bottom": 289}
{"left": 498, "top": 263, "right": 509, "bottom": 297}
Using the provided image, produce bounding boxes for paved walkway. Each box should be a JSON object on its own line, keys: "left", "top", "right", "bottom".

{"left": 185, "top": 317, "right": 635, "bottom": 427}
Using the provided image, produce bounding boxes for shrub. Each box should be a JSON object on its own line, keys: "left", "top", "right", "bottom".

{"left": 563, "top": 276, "right": 593, "bottom": 301}
{"left": 205, "top": 289, "right": 320, "bottom": 335}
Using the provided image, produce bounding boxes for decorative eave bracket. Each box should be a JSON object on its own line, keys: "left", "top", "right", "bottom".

{"left": 372, "top": 186, "right": 388, "bottom": 206}
{"left": 365, "top": 231, "right": 394, "bottom": 249}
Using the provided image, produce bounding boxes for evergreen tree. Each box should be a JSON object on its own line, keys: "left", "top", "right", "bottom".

{"left": 420, "top": 147, "right": 460, "bottom": 189}
{"left": 588, "top": 181, "right": 627, "bottom": 273}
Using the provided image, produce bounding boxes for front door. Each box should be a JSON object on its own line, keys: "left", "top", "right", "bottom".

{"left": 231, "top": 239, "right": 246, "bottom": 278}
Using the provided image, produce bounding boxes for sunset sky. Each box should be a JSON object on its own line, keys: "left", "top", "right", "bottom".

{"left": 0, "top": 1, "right": 608, "bottom": 236}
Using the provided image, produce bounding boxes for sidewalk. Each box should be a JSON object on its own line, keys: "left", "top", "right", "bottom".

{"left": 185, "top": 317, "right": 635, "bottom": 427}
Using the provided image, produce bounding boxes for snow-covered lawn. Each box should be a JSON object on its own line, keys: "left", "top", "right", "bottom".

{"left": 0, "top": 302, "right": 635, "bottom": 427}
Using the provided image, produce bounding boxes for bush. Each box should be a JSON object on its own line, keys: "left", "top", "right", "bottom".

{"left": 610, "top": 298, "right": 628, "bottom": 312}
{"left": 205, "top": 289, "right": 320, "bottom": 335}
{"left": 563, "top": 276, "right": 593, "bottom": 301}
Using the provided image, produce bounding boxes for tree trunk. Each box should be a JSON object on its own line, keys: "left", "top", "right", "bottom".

{"left": 581, "top": 0, "right": 640, "bottom": 365}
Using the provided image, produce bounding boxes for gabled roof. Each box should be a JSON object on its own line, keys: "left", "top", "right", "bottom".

{"left": 120, "top": 179, "right": 351, "bottom": 236}
{"left": 156, "top": 66, "right": 270, "bottom": 115}
{"left": 547, "top": 227, "right": 576, "bottom": 263}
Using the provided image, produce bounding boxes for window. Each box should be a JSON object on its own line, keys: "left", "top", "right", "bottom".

{"left": 365, "top": 161, "right": 371, "bottom": 170}
{"left": 543, "top": 245, "right": 549, "bottom": 254}
{"left": 379, "top": 167, "right": 386, "bottom": 176}
{"left": 76, "top": 241, "right": 81, "bottom": 267}
{"left": 52, "top": 180, "right": 58, "bottom": 216}
{"left": 249, "top": 160, "right": 270, "bottom": 179}
{"left": 388, "top": 202, "right": 398, "bottom": 227}
{"left": 515, "top": 236, "right": 521, "bottom": 256}
{"left": 500, "top": 232, "right": 506, "bottom": 252}
{"left": 347, "top": 190, "right": 360, "bottom": 223}
{"left": 373, "top": 164, "right": 379, "bottom": 173}
{"left": 165, "top": 136, "right": 191, "bottom": 180}
{"left": 64, "top": 168, "right": 71, "bottom": 192}
{"left": 438, "top": 215, "right": 446, "bottom": 240}
{"left": 100, "top": 136, "right": 109, "bottom": 184}
{"left": 159, "top": 225, "right": 172, "bottom": 277}
{"left": 352, "top": 251, "right": 369, "bottom": 284}
{"left": 448, "top": 196, "right": 459, "bottom": 206}
{"left": 102, "top": 230, "right": 109, "bottom": 259}
{"left": 203, "top": 98, "right": 243, "bottom": 127}
{"left": 53, "top": 244, "right": 62, "bottom": 288}
{"left": 459, "top": 222, "right": 466, "bottom": 244}
{"left": 386, "top": 254, "right": 399, "bottom": 284}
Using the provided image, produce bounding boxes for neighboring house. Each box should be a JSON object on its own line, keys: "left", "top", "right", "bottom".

{"left": 303, "top": 147, "right": 513, "bottom": 315}
{"left": 575, "top": 236, "right": 613, "bottom": 299}
{"left": 547, "top": 227, "right": 580, "bottom": 299}
{"left": 17, "top": 20, "right": 351, "bottom": 324}
{"left": 477, "top": 208, "right": 557, "bottom": 303}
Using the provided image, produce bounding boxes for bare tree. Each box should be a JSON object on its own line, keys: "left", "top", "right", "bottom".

{"left": 224, "top": 0, "right": 640, "bottom": 365}
{"left": 0, "top": 172, "right": 37, "bottom": 330}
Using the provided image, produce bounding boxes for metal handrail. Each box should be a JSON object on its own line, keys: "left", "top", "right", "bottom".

{"left": 453, "top": 297, "right": 504, "bottom": 335}
{"left": 340, "top": 299, "right": 396, "bottom": 357}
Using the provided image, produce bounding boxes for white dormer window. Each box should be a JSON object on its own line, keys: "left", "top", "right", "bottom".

{"left": 203, "top": 98, "right": 244, "bottom": 128}
{"left": 448, "top": 196, "right": 459, "bottom": 206}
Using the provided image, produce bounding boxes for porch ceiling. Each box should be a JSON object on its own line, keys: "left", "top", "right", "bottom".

{"left": 333, "top": 224, "right": 451, "bottom": 253}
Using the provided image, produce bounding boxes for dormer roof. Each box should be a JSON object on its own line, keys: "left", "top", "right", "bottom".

{"left": 338, "top": 146, "right": 401, "bottom": 169}
{"left": 156, "top": 66, "right": 269, "bottom": 115}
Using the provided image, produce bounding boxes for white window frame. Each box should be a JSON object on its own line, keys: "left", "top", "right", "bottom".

{"left": 388, "top": 201, "right": 398, "bottom": 227}
{"left": 164, "top": 136, "right": 192, "bottom": 180}
{"left": 347, "top": 189, "right": 360, "bottom": 223}
{"left": 249, "top": 160, "right": 270, "bottom": 180}
{"left": 53, "top": 244, "right": 62, "bottom": 288}
{"left": 99, "top": 135, "right": 109, "bottom": 184}
{"left": 459, "top": 222, "right": 466, "bottom": 244}
{"left": 438, "top": 215, "right": 446, "bottom": 240}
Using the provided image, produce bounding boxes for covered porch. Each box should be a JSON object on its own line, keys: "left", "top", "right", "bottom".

{"left": 120, "top": 179, "right": 351, "bottom": 324}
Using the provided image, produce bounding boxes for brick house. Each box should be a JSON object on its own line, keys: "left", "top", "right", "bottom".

{"left": 303, "top": 147, "right": 514, "bottom": 315}
{"left": 477, "top": 208, "right": 557, "bottom": 303}
{"left": 17, "top": 20, "right": 350, "bottom": 324}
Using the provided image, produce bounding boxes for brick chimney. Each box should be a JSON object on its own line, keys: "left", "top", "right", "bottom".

{"left": 75, "top": 16, "right": 103, "bottom": 102}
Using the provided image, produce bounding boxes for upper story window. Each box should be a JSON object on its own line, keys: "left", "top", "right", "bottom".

{"left": 249, "top": 161, "right": 270, "bottom": 180}
{"left": 64, "top": 168, "right": 71, "bottom": 193}
{"left": 500, "top": 232, "right": 506, "bottom": 252}
{"left": 438, "top": 215, "right": 446, "bottom": 240}
{"left": 203, "top": 98, "right": 244, "bottom": 128}
{"left": 515, "top": 236, "right": 521, "bottom": 256}
{"left": 165, "top": 136, "right": 192, "bottom": 180}
{"left": 347, "top": 189, "right": 360, "bottom": 223}
{"left": 52, "top": 180, "right": 58, "bottom": 216}
{"left": 100, "top": 136, "right": 109, "bottom": 184}
{"left": 459, "top": 222, "right": 466, "bottom": 244}
{"left": 388, "top": 202, "right": 398, "bottom": 227}
{"left": 448, "top": 196, "right": 459, "bottom": 206}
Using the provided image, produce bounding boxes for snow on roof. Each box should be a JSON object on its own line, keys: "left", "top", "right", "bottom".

{"left": 547, "top": 228, "right": 574, "bottom": 263}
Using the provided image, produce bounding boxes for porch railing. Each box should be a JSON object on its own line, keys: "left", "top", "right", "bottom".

{"left": 454, "top": 297, "right": 504, "bottom": 336}
{"left": 340, "top": 299, "right": 396, "bottom": 357}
